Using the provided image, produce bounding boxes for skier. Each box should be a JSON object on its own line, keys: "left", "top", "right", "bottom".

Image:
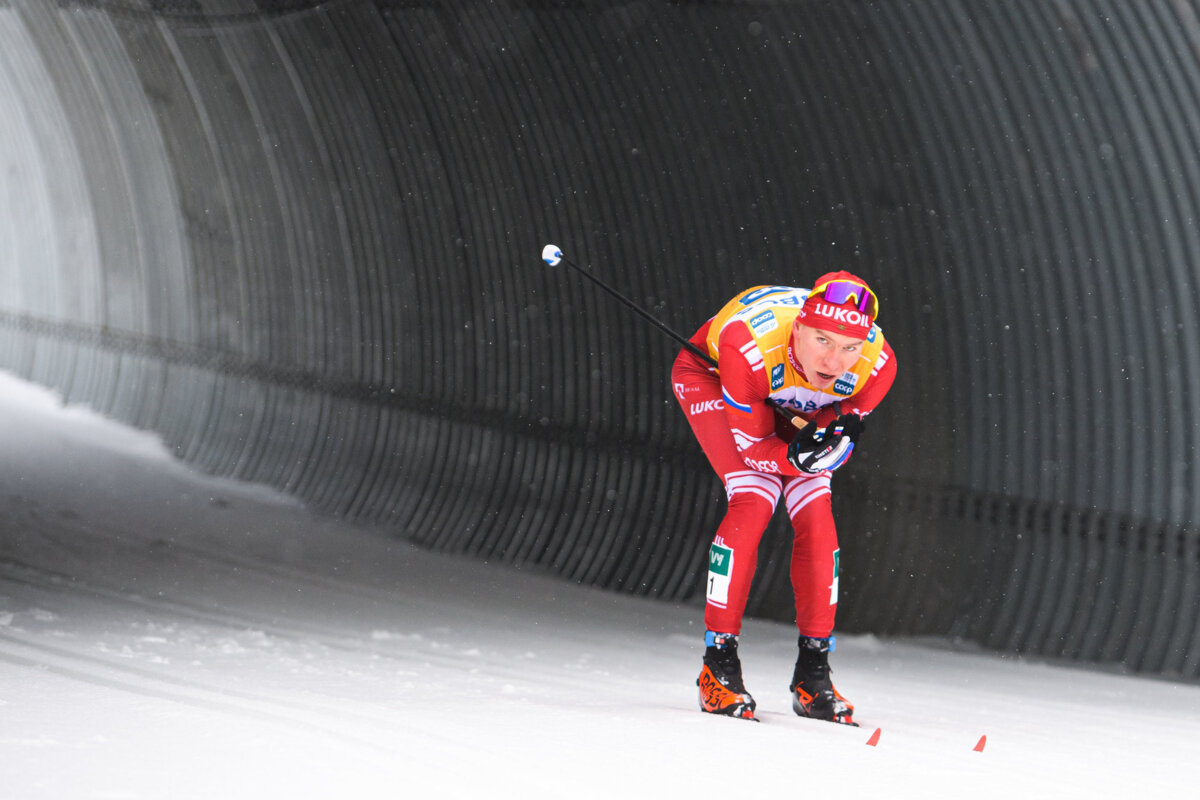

{"left": 671, "top": 273, "right": 896, "bottom": 724}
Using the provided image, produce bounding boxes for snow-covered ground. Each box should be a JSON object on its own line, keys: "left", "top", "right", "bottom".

{"left": 1, "top": 369, "right": 1198, "bottom": 799}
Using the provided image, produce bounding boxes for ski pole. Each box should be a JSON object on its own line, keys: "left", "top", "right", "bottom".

{"left": 540, "top": 244, "right": 806, "bottom": 429}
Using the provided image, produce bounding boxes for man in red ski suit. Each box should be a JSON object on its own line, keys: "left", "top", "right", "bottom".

{"left": 671, "top": 272, "right": 896, "bottom": 724}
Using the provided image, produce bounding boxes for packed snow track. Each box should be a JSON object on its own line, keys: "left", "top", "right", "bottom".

{"left": 0, "top": 371, "right": 1197, "bottom": 799}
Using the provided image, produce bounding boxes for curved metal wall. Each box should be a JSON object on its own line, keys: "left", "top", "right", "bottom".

{"left": 0, "top": 0, "right": 1198, "bottom": 677}
{"left": 854, "top": 1, "right": 1200, "bottom": 675}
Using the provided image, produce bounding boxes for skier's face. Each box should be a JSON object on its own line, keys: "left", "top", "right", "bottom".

{"left": 791, "top": 323, "right": 865, "bottom": 388}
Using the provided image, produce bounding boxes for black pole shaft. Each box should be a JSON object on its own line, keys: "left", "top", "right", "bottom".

{"left": 555, "top": 253, "right": 717, "bottom": 368}
{"left": 548, "top": 250, "right": 805, "bottom": 429}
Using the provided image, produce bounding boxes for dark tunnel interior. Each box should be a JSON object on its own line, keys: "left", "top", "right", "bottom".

{"left": 2, "top": 0, "right": 1200, "bottom": 678}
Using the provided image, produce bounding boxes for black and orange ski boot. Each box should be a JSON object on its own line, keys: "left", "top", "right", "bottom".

{"left": 697, "top": 632, "right": 757, "bottom": 720}
{"left": 790, "top": 635, "right": 857, "bottom": 726}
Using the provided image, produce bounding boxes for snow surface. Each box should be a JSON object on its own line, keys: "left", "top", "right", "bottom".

{"left": 1, "top": 369, "right": 1198, "bottom": 799}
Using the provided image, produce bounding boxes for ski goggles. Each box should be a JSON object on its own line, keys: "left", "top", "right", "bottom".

{"left": 811, "top": 279, "right": 879, "bottom": 319}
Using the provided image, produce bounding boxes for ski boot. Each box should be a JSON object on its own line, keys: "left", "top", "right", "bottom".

{"left": 697, "top": 632, "right": 757, "bottom": 720}
{"left": 790, "top": 635, "right": 856, "bottom": 726}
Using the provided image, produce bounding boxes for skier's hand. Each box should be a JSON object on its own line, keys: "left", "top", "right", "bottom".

{"left": 786, "top": 414, "right": 863, "bottom": 474}
{"left": 831, "top": 413, "right": 864, "bottom": 445}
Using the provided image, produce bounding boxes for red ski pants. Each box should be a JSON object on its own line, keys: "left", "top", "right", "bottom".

{"left": 673, "top": 363, "right": 841, "bottom": 639}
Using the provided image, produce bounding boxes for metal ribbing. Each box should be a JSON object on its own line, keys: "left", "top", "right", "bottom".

{"left": 6, "top": 0, "right": 1200, "bottom": 677}
{"left": 859, "top": 0, "right": 1200, "bottom": 672}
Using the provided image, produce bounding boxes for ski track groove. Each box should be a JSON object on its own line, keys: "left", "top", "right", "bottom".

{"left": 0, "top": 554, "right": 452, "bottom": 669}
{"left": 0, "top": 543, "right": 623, "bottom": 709}
{"left": 0, "top": 629, "right": 408, "bottom": 757}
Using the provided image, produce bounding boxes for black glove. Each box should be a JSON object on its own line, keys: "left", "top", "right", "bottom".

{"left": 786, "top": 414, "right": 864, "bottom": 474}
{"left": 833, "top": 413, "right": 864, "bottom": 444}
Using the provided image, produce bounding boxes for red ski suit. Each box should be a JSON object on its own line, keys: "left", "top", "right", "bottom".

{"left": 672, "top": 285, "right": 896, "bottom": 638}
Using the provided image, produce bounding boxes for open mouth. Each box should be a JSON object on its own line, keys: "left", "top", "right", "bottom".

{"left": 815, "top": 372, "right": 837, "bottom": 382}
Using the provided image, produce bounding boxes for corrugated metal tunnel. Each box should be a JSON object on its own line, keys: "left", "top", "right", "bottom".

{"left": 2, "top": 0, "right": 1199, "bottom": 677}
